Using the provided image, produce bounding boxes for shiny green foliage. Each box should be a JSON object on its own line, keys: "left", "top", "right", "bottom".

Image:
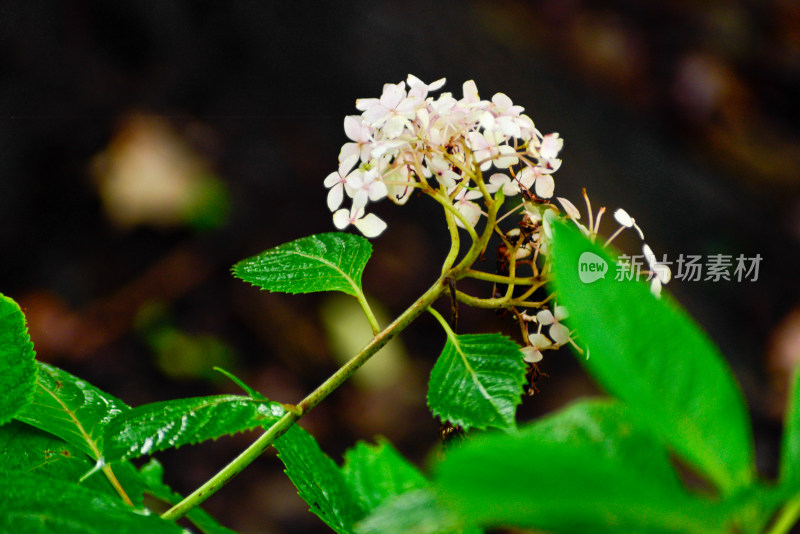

{"left": 103, "top": 395, "right": 286, "bottom": 463}
{"left": 138, "top": 459, "right": 236, "bottom": 534}
{"left": 0, "top": 472, "right": 181, "bottom": 534}
{"left": 232, "top": 232, "right": 372, "bottom": 296}
{"left": 0, "top": 294, "right": 37, "bottom": 425}
{"left": 549, "top": 222, "right": 755, "bottom": 495}
{"left": 434, "top": 400, "right": 728, "bottom": 533}
{"left": 16, "top": 362, "right": 130, "bottom": 460}
{"left": 427, "top": 333, "right": 526, "bottom": 432}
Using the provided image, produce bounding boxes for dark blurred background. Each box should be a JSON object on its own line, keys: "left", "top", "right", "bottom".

{"left": 2, "top": 1, "right": 800, "bottom": 532}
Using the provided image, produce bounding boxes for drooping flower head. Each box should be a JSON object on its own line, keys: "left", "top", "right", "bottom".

{"left": 325, "top": 75, "right": 564, "bottom": 236}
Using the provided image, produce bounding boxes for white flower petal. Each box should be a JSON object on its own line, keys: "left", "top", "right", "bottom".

{"left": 521, "top": 346, "right": 543, "bottom": 363}
{"left": 529, "top": 333, "right": 552, "bottom": 349}
{"left": 558, "top": 197, "right": 581, "bottom": 219}
{"left": 332, "top": 209, "right": 351, "bottom": 229}
{"left": 536, "top": 309, "right": 555, "bottom": 325}
{"left": 354, "top": 213, "right": 387, "bottom": 237}
{"left": 534, "top": 174, "right": 555, "bottom": 199}
{"left": 549, "top": 323, "right": 571, "bottom": 345}
{"left": 327, "top": 184, "right": 343, "bottom": 211}
{"left": 614, "top": 208, "right": 634, "bottom": 227}
{"left": 554, "top": 305, "right": 569, "bottom": 321}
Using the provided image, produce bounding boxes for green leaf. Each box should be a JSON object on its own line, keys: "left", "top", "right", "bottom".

{"left": 103, "top": 394, "right": 286, "bottom": 463}
{"left": 434, "top": 399, "right": 729, "bottom": 533}
{"left": 427, "top": 333, "right": 526, "bottom": 432}
{"left": 0, "top": 293, "right": 37, "bottom": 424}
{"left": 780, "top": 365, "right": 800, "bottom": 488}
{"left": 355, "top": 489, "right": 482, "bottom": 534}
{"left": 0, "top": 472, "right": 182, "bottom": 534}
{"left": 342, "top": 439, "right": 429, "bottom": 511}
{"left": 549, "top": 221, "right": 755, "bottom": 494}
{"left": 16, "top": 362, "right": 130, "bottom": 460}
{"left": 0, "top": 420, "right": 121, "bottom": 498}
{"left": 139, "top": 459, "right": 236, "bottom": 534}
{"left": 275, "top": 425, "right": 365, "bottom": 534}
{"left": 232, "top": 232, "right": 372, "bottom": 296}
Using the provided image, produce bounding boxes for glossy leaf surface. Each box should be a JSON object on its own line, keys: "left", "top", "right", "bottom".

{"left": 549, "top": 221, "right": 755, "bottom": 494}
{"left": 103, "top": 394, "right": 286, "bottom": 462}
{"left": 427, "top": 333, "right": 525, "bottom": 431}
{"left": 16, "top": 362, "right": 129, "bottom": 459}
{"left": 232, "top": 232, "right": 372, "bottom": 296}
{"left": 0, "top": 293, "right": 37, "bottom": 424}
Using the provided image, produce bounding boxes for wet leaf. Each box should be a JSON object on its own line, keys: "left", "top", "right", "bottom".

{"left": 232, "top": 232, "right": 372, "bottom": 296}
{"left": 103, "top": 394, "right": 286, "bottom": 462}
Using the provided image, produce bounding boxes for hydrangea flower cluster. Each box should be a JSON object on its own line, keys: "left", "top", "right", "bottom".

{"left": 324, "top": 74, "right": 563, "bottom": 237}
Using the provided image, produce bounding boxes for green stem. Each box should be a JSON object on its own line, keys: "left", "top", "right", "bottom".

{"left": 354, "top": 289, "right": 380, "bottom": 335}
{"left": 767, "top": 494, "right": 800, "bottom": 534}
{"left": 459, "top": 269, "right": 537, "bottom": 285}
{"left": 161, "top": 274, "right": 449, "bottom": 521}
{"left": 427, "top": 306, "right": 456, "bottom": 343}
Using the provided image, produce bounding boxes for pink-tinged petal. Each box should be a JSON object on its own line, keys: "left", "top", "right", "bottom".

{"left": 332, "top": 209, "right": 352, "bottom": 229}
{"left": 343, "top": 116, "right": 362, "bottom": 141}
{"left": 462, "top": 80, "right": 479, "bottom": 103}
{"left": 521, "top": 346, "right": 543, "bottom": 363}
{"left": 355, "top": 97, "right": 378, "bottom": 111}
{"left": 494, "top": 146, "right": 519, "bottom": 168}
{"left": 487, "top": 173, "right": 510, "bottom": 193}
{"left": 456, "top": 201, "right": 482, "bottom": 228}
{"left": 327, "top": 184, "right": 343, "bottom": 211}
{"left": 323, "top": 170, "right": 342, "bottom": 188}
{"left": 540, "top": 133, "right": 563, "bottom": 160}
{"left": 338, "top": 153, "right": 359, "bottom": 175}
{"left": 534, "top": 174, "right": 555, "bottom": 199}
{"left": 517, "top": 167, "right": 536, "bottom": 189}
{"left": 354, "top": 213, "right": 387, "bottom": 237}
{"left": 339, "top": 142, "right": 359, "bottom": 164}
{"left": 549, "top": 323, "right": 571, "bottom": 345}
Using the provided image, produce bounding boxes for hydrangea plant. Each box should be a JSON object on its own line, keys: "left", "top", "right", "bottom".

{"left": 0, "top": 75, "right": 798, "bottom": 534}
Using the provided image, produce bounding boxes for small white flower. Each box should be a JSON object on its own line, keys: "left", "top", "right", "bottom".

{"left": 642, "top": 243, "right": 672, "bottom": 297}
{"left": 406, "top": 74, "right": 446, "bottom": 99}
{"left": 339, "top": 116, "right": 373, "bottom": 163}
{"left": 536, "top": 306, "right": 571, "bottom": 345}
{"left": 323, "top": 154, "right": 358, "bottom": 211}
{"left": 613, "top": 208, "right": 645, "bottom": 240}
{"left": 521, "top": 332, "right": 552, "bottom": 363}
{"left": 346, "top": 167, "right": 388, "bottom": 213}
{"left": 453, "top": 188, "right": 484, "bottom": 228}
{"left": 332, "top": 207, "right": 387, "bottom": 238}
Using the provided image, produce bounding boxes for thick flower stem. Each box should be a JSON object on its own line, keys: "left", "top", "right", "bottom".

{"left": 161, "top": 273, "right": 450, "bottom": 521}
